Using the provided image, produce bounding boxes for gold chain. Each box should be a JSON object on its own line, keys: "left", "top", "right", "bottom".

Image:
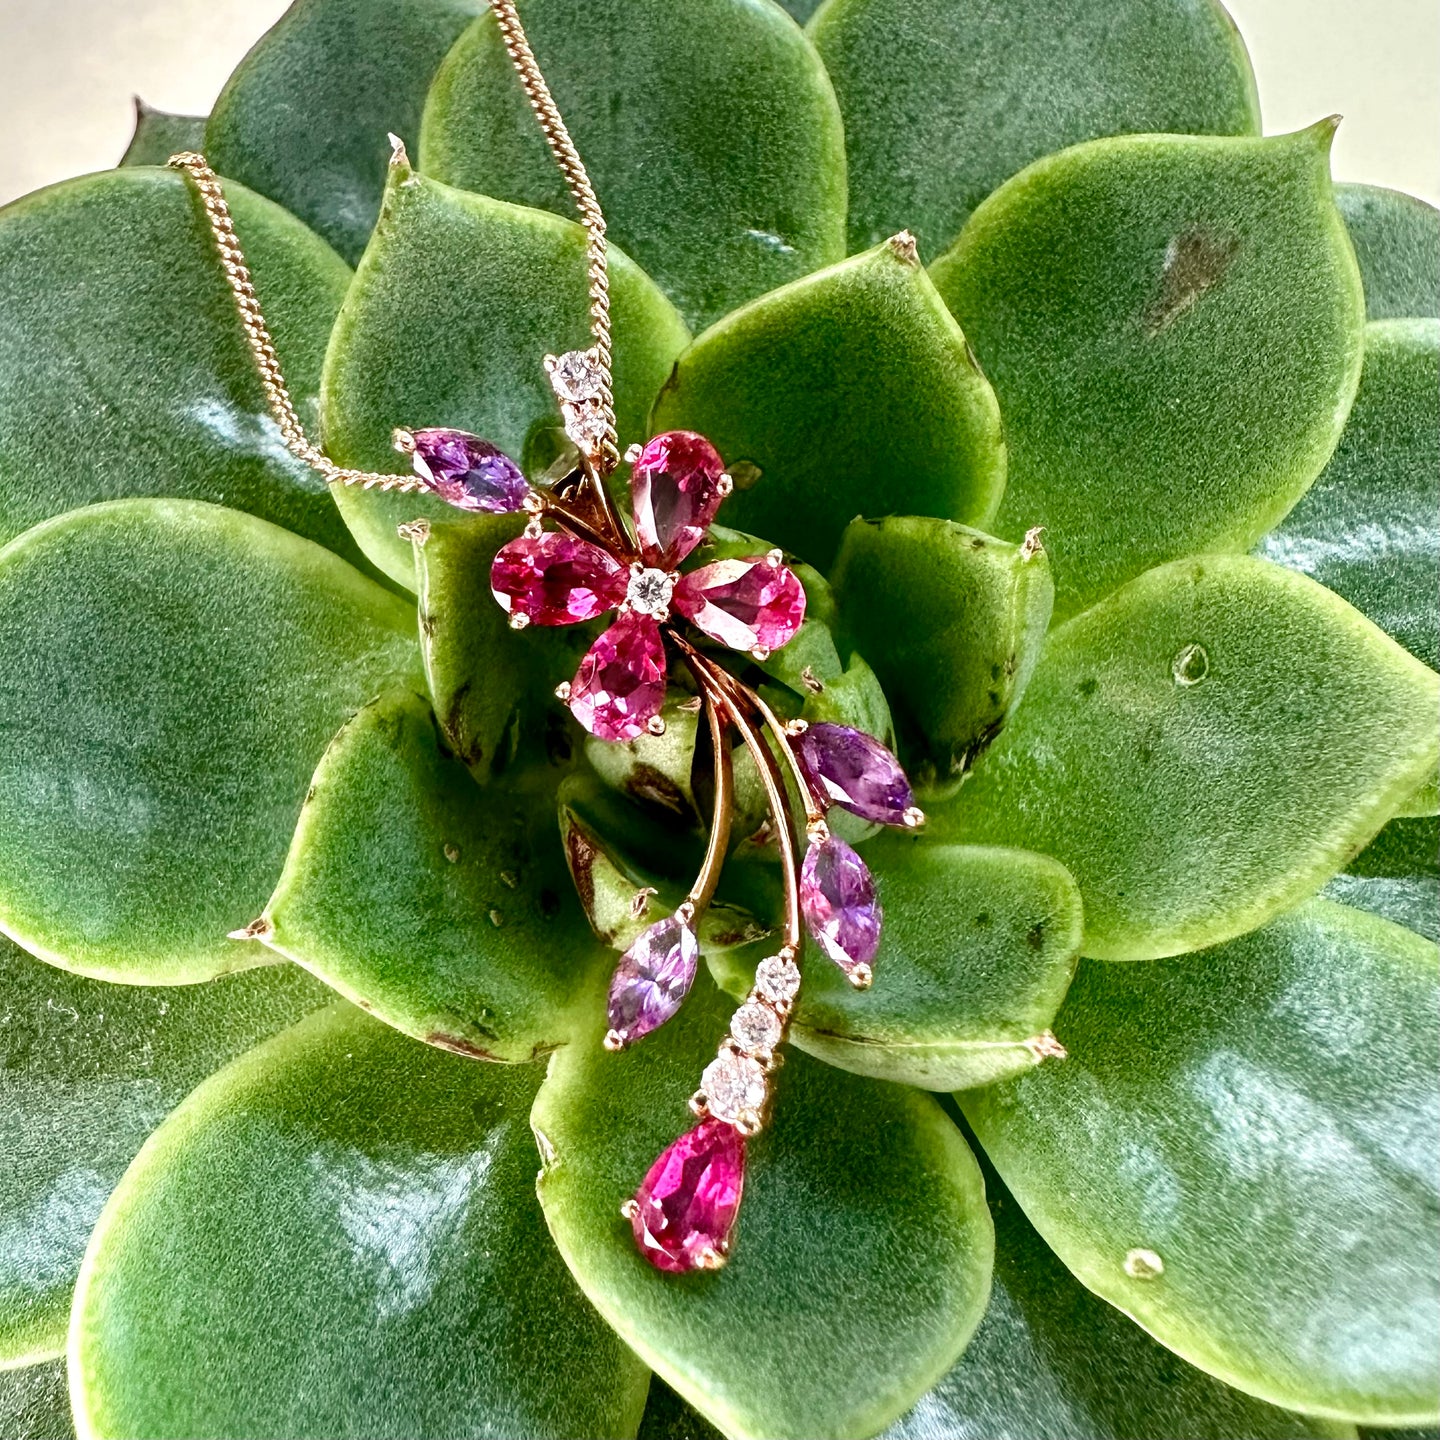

{"left": 170, "top": 0, "right": 617, "bottom": 488}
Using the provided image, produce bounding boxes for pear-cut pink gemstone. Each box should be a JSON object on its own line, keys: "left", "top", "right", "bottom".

{"left": 673, "top": 555, "right": 806, "bottom": 653}
{"left": 630, "top": 1118, "right": 746, "bottom": 1273}
{"left": 491, "top": 533, "right": 628, "bottom": 626}
{"left": 630, "top": 430, "right": 727, "bottom": 567}
{"left": 568, "top": 611, "right": 667, "bottom": 741}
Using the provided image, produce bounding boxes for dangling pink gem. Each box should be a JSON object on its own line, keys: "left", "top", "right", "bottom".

{"left": 673, "top": 555, "right": 807, "bottom": 654}
{"left": 630, "top": 431, "right": 727, "bottom": 568}
{"left": 491, "top": 532, "right": 628, "bottom": 626}
{"left": 629, "top": 1119, "right": 746, "bottom": 1273}
{"left": 800, "top": 833, "right": 882, "bottom": 982}
{"left": 569, "top": 611, "right": 667, "bottom": 741}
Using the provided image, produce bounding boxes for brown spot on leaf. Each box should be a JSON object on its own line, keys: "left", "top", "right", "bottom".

{"left": 562, "top": 818, "right": 602, "bottom": 933}
{"left": 1145, "top": 229, "right": 1240, "bottom": 335}
{"left": 426, "top": 1033, "right": 501, "bottom": 1061}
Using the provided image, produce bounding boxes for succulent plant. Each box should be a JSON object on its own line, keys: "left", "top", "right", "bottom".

{"left": 1, "top": 0, "right": 1438, "bottom": 1436}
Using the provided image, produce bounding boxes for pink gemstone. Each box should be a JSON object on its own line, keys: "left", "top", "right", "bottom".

{"left": 607, "top": 915, "right": 699, "bottom": 1045}
{"left": 569, "top": 611, "right": 668, "bottom": 742}
{"left": 409, "top": 428, "right": 529, "bottom": 513}
{"left": 800, "top": 834, "right": 883, "bottom": 978}
{"left": 630, "top": 431, "right": 727, "bottom": 567}
{"left": 796, "top": 723, "right": 915, "bottom": 825}
{"left": 490, "top": 532, "right": 628, "bottom": 626}
{"left": 673, "top": 555, "right": 807, "bottom": 654}
{"left": 630, "top": 1119, "right": 746, "bottom": 1273}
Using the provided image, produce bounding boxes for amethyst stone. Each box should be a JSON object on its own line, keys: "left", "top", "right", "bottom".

{"left": 800, "top": 834, "right": 882, "bottom": 980}
{"left": 607, "top": 915, "right": 700, "bottom": 1045}
{"left": 795, "top": 722, "right": 915, "bottom": 826}
{"left": 409, "top": 428, "right": 529, "bottom": 513}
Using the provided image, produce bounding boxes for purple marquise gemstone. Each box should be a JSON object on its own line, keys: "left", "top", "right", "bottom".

{"left": 795, "top": 722, "right": 916, "bottom": 826}
{"left": 607, "top": 915, "right": 700, "bottom": 1045}
{"left": 800, "top": 834, "right": 882, "bottom": 982}
{"left": 409, "top": 428, "right": 529, "bottom": 513}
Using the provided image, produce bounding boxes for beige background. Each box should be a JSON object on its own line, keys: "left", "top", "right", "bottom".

{"left": 0, "top": 0, "right": 1436, "bottom": 209}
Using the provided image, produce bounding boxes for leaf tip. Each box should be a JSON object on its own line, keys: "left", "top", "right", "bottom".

{"left": 886, "top": 230, "right": 921, "bottom": 267}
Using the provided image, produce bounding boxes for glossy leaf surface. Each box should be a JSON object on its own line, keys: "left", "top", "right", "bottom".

{"left": 206, "top": 0, "right": 484, "bottom": 264}
{"left": 73, "top": 1005, "right": 650, "bottom": 1440}
{"left": 533, "top": 974, "right": 993, "bottom": 1439}
{"left": 932, "top": 127, "right": 1365, "bottom": 618}
{"left": 323, "top": 161, "right": 688, "bottom": 586}
{"left": 942, "top": 556, "right": 1440, "bottom": 960}
{"left": 0, "top": 500, "right": 420, "bottom": 982}
{"left": 117, "top": 101, "right": 205, "bottom": 167}
{"left": 1326, "top": 817, "right": 1439, "bottom": 942}
{"left": 421, "top": 0, "right": 846, "bottom": 328}
{"left": 810, "top": 0, "right": 1260, "bottom": 257}
{"left": 963, "top": 901, "right": 1440, "bottom": 1424}
{"left": 0, "top": 168, "right": 358, "bottom": 557}
{"left": 652, "top": 240, "right": 1006, "bottom": 573}
{"left": 0, "top": 937, "right": 328, "bottom": 1364}
{"left": 1258, "top": 319, "right": 1439, "bottom": 670}
{"left": 0, "top": 1360, "right": 72, "bottom": 1440}
{"left": 1336, "top": 184, "right": 1440, "bottom": 320}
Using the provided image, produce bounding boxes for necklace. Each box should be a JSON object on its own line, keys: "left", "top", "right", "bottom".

{"left": 170, "top": 0, "right": 922, "bottom": 1276}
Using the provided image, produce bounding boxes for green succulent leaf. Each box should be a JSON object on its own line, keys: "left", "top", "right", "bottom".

{"left": 962, "top": 899, "right": 1440, "bottom": 1425}
{"left": 1257, "top": 318, "right": 1439, "bottom": 671}
{"left": 0, "top": 168, "right": 360, "bottom": 558}
{"left": 261, "top": 687, "right": 598, "bottom": 1061}
{"left": 0, "top": 499, "right": 420, "bottom": 982}
{"left": 831, "top": 517, "right": 1054, "bottom": 793}
{"left": 810, "top": 0, "right": 1260, "bottom": 258}
{"left": 652, "top": 239, "right": 1006, "bottom": 573}
{"left": 532, "top": 972, "right": 993, "bottom": 1439}
{"left": 72, "top": 1004, "right": 650, "bottom": 1440}
{"left": 420, "top": 0, "right": 847, "bottom": 329}
{"left": 1336, "top": 184, "right": 1440, "bottom": 320}
{"left": 0, "top": 938, "right": 330, "bottom": 1364}
{"left": 0, "top": 1359, "right": 72, "bottom": 1440}
{"left": 709, "top": 839, "right": 1081, "bottom": 1090}
{"left": 323, "top": 160, "right": 688, "bottom": 587}
{"left": 1326, "top": 817, "right": 1439, "bottom": 943}
{"left": 931, "top": 126, "right": 1366, "bottom": 619}
{"left": 938, "top": 555, "right": 1440, "bottom": 961}
{"left": 205, "top": 0, "right": 484, "bottom": 265}
{"left": 117, "top": 100, "right": 206, "bottom": 168}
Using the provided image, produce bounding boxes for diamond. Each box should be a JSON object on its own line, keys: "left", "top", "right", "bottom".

{"left": 563, "top": 402, "right": 608, "bottom": 451}
{"left": 629, "top": 1119, "right": 745, "bottom": 1273}
{"left": 490, "top": 532, "right": 628, "bottom": 627}
{"left": 730, "top": 1002, "right": 782, "bottom": 1056}
{"left": 673, "top": 555, "right": 806, "bottom": 654}
{"left": 753, "top": 953, "right": 801, "bottom": 1006}
{"left": 625, "top": 566, "right": 676, "bottom": 619}
{"left": 547, "top": 349, "right": 604, "bottom": 404}
{"left": 701, "top": 1049, "right": 768, "bottom": 1124}
{"left": 606, "top": 915, "right": 699, "bottom": 1045}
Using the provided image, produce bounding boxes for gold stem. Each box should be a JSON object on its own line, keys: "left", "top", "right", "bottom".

{"left": 683, "top": 664, "right": 735, "bottom": 915}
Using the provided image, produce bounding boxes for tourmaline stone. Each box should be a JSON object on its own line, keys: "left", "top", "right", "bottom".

{"left": 630, "top": 430, "right": 727, "bottom": 567}
{"left": 409, "top": 428, "right": 529, "bottom": 513}
{"left": 673, "top": 555, "right": 806, "bottom": 653}
{"left": 490, "top": 532, "right": 627, "bottom": 626}
{"left": 795, "top": 722, "right": 915, "bottom": 825}
{"left": 568, "top": 611, "right": 668, "bottom": 741}
{"left": 800, "top": 834, "right": 883, "bottom": 977}
{"left": 607, "top": 915, "right": 699, "bottom": 1045}
{"left": 631, "top": 1119, "right": 746, "bottom": 1273}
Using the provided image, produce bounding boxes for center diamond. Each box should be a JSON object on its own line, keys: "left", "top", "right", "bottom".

{"left": 626, "top": 566, "right": 676, "bottom": 619}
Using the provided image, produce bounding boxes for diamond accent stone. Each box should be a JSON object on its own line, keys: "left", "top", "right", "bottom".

{"left": 753, "top": 954, "right": 801, "bottom": 1006}
{"left": 548, "top": 349, "right": 604, "bottom": 404}
{"left": 625, "top": 566, "right": 676, "bottom": 619}
{"left": 701, "top": 1049, "right": 768, "bottom": 1124}
{"left": 563, "top": 402, "right": 608, "bottom": 451}
{"left": 730, "top": 1002, "right": 782, "bottom": 1056}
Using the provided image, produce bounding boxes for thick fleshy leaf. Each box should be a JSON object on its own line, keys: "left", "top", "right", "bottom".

{"left": 962, "top": 900, "right": 1440, "bottom": 1424}
{"left": 117, "top": 100, "right": 205, "bottom": 168}
{"left": 810, "top": 0, "right": 1259, "bottom": 258}
{"left": 1257, "top": 319, "right": 1439, "bottom": 670}
{"left": 1326, "top": 817, "right": 1439, "bottom": 943}
{"left": 939, "top": 556, "right": 1440, "bottom": 961}
{"left": 709, "top": 839, "right": 1080, "bottom": 1090}
{"left": 0, "top": 499, "right": 420, "bottom": 982}
{"left": 72, "top": 1004, "right": 650, "bottom": 1440}
{"left": 831, "top": 517, "right": 1053, "bottom": 793}
{"left": 261, "top": 688, "right": 598, "bottom": 1060}
{"left": 931, "top": 126, "right": 1366, "bottom": 619}
{"left": 205, "top": 0, "right": 483, "bottom": 264}
{"left": 0, "top": 168, "right": 359, "bottom": 558}
{"left": 0, "top": 937, "right": 329, "bottom": 1363}
{"left": 323, "top": 159, "right": 688, "bottom": 587}
{"left": 1336, "top": 184, "right": 1440, "bottom": 320}
{"left": 420, "top": 0, "right": 846, "bottom": 329}
{"left": 651, "top": 239, "right": 1005, "bottom": 573}
{"left": 532, "top": 971, "right": 993, "bottom": 1439}
{"left": 0, "top": 1359, "right": 72, "bottom": 1440}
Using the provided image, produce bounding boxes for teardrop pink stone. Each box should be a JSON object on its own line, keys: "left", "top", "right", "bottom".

{"left": 491, "top": 532, "right": 628, "bottom": 626}
{"left": 630, "top": 1119, "right": 746, "bottom": 1273}
{"left": 673, "top": 555, "right": 807, "bottom": 653}
{"left": 568, "top": 611, "right": 667, "bottom": 742}
{"left": 630, "top": 431, "right": 727, "bottom": 567}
